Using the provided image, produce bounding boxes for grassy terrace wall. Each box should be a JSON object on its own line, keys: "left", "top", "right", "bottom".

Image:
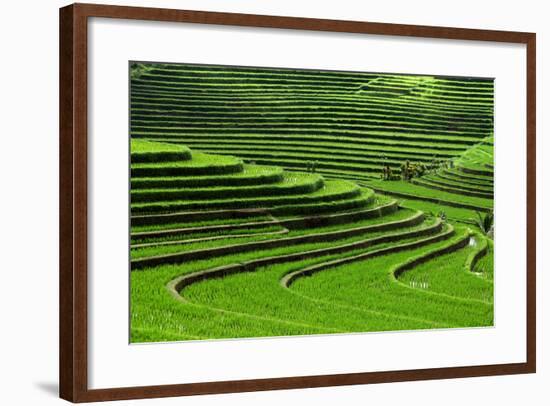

{"left": 130, "top": 63, "right": 494, "bottom": 180}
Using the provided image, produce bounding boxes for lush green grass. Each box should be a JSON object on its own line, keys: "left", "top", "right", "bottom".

{"left": 129, "top": 63, "right": 494, "bottom": 343}
{"left": 131, "top": 215, "right": 274, "bottom": 233}
{"left": 132, "top": 132, "right": 478, "bottom": 154}
{"left": 422, "top": 173, "right": 493, "bottom": 192}
{"left": 398, "top": 234, "right": 493, "bottom": 303}
{"left": 365, "top": 179, "right": 493, "bottom": 209}
{"left": 131, "top": 165, "right": 284, "bottom": 189}
{"left": 131, "top": 150, "right": 241, "bottom": 170}
{"left": 131, "top": 221, "right": 456, "bottom": 341}
{"left": 131, "top": 173, "right": 324, "bottom": 203}
{"left": 132, "top": 224, "right": 286, "bottom": 246}
{"left": 131, "top": 178, "right": 360, "bottom": 214}
{"left": 131, "top": 139, "right": 192, "bottom": 163}
{"left": 411, "top": 178, "right": 492, "bottom": 199}
{"left": 137, "top": 225, "right": 489, "bottom": 340}
{"left": 396, "top": 198, "right": 480, "bottom": 224}
{"left": 130, "top": 207, "right": 422, "bottom": 260}
{"left": 159, "top": 138, "right": 465, "bottom": 159}
{"left": 290, "top": 227, "right": 492, "bottom": 329}
{"left": 474, "top": 240, "right": 494, "bottom": 282}
{"left": 130, "top": 62, "right": 493, "bottom": 190}
{"left": 131, "top": 139, "right": 189, "bottom": 154}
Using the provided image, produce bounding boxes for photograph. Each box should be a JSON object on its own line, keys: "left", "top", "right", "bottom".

{"left": 0, "top": 0, "right": 542, "bottom": 403}
{"left": 129, "top": 62, "right": 495, "bottom": 343}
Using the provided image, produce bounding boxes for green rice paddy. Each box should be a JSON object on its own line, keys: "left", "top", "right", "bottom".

{"left": 129, "top": 62, "right": 494, "bottom": 343}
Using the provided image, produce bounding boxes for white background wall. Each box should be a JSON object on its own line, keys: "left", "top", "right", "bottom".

{"left": 0, "top": 0, "right": 546, "bottom": 405}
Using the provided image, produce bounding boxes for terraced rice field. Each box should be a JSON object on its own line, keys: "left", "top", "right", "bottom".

{"left": 129, "top": 63, "right": 494, "bottom": 343}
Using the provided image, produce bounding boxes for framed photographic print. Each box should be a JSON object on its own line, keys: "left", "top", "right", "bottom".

{"left": 59, "top": 3, "right": 536, "bottom": 402}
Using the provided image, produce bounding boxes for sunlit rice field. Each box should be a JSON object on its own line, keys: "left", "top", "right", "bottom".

{"left": 129, "top": 63, "right": 494, "bottom": 343}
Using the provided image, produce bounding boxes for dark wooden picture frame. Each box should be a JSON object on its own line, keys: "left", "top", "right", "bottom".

{"left": 59, "top": 3, "right": 536, "bottom": 402}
